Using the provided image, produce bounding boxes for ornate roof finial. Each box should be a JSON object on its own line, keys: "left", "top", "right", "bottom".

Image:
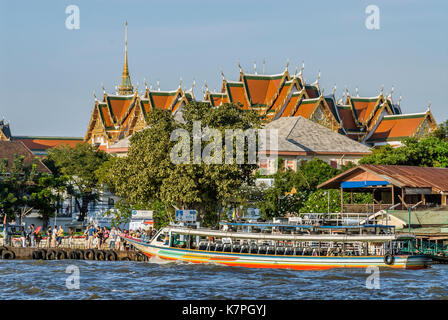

{"left": 320, "top": 88, "right": 325, "bottom": 96}
{"left": 191, "top": 78, "right": 196, "bottom": 91}
{"left": 285, "top": 58, "right": 289, "bottom": 72}
{"left": 238, "top": 59, "right": 242, "bottom": 73}
{"left": 300, "top": 61, "right": 304, "bottom": 76}
{"left": 204, "top": 80, "right": 209, "bottom": 92}
{"left": 380, "top": 84, "right": 384, "bottom": 95}
{"left": 144, "top": 78, "right": 148, "bottom": 90}
{"left": 101, "top": 83, "right": 106, "bottom": 94}
{"left": 262, "top": 59, "right": 265, "bottom": 74}
{"left": 179, "top": 77, "right": 182, "bottom": 89}
{"left": 294, "top": 66, "right": 298, "bottom": 77}
{"left": 317, "top": 70, "right": 321, "bottom": 82}
{"left": 398, "top": 95, "right": 402, "bottom": 106}
{"left": 220, "top": 68, "right": 226, "bottom": 80}
{"left": 157, "top": 80, "right": 160, "bottom": 91}
{"left": 427, "top": 101, "right": 432, "bottom": 112}
{"left": 390, "top": 85, "right": 394, "bottom": 96}
{"left": 355, "top": 87, "right": 359, "bottom": 97}
{"left": 117, "top": 21, "right": 134, "bottom": 95}
{"left": 332, "top": 84, "right": 337, "bottom": 96}
{"left": 254, "top": 61, "right": 257, "bottom": 75}
{"left": 135, "top": 81, "right": 139, "bottom": 93}
{"left": 93, "top": 90, "right": 97, "bottom": 101}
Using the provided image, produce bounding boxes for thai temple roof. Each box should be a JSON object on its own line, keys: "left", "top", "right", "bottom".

{"left": 83, "top": 23, "right": 439, "bottom": 150}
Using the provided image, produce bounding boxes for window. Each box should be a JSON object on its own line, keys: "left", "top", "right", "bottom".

{"left": 285, "top": 160, "right": 295, "bottom": 170}
{"left": 259, "top": 159, "right": 268, "bottom": 169}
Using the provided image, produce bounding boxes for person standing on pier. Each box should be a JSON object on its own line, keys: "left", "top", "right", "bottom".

{"left": 109, "top": 227, "right": 117, "bottom": 249}
{"left": 51, "top": 226, "right": 57, "bottom": 247}
{"left": 46, "top": 226, "right": 52, "bottom": 248}
{"left": 56, "top": 226, "right": 64, "bottom": 247}
{"left": 68, "top": 227, "right": 74, "bottom": 248}
{"left": 20, "top": 226, "right": 26, "bottom": 247}
{"left": 29, "top": 224, "right": 36, "bottom": 248}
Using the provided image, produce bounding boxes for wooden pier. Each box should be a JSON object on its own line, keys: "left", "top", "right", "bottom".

{"left": 0, "top": 245, "right": 149, "bottom": 262}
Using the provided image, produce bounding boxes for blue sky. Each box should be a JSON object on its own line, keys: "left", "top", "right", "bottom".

{"left": 0, "top": 0, "right": 447, "bottom": 137}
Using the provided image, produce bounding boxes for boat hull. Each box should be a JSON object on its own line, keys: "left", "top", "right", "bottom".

{"left": 123, "top": 237, "right": 432, "bottom": 270}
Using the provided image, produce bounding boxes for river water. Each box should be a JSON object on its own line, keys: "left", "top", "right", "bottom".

{"left": 0, "top": 258, "right": 447, "bottom": 300}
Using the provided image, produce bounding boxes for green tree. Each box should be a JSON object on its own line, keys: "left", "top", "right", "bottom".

{"left": 0, "top": 155, "right": 63, "bottom": 226}
{"left": 101, "top": 102, "right": 262, "bottom": 227}
{"left": 46, "top": 143, "right": 110, "bottom": 221}
{"left": 359, "top": 136, "right": 448, "bottom": 167}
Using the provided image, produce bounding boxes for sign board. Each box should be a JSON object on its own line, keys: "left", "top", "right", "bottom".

{"left": 131, "top": 210, "right": 153, "bottom": 219}
{"left": 175, "top": 210, "right": 197, "bottom": 222}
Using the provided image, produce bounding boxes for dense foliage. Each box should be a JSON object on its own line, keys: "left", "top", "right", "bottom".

{"left": 100, "top": 102, "right": 261, "bottom": 227}
{"left": 0, "top": 155, "right": 65, "bottom": 225}
{"left": 45, "top": 143, "right": 110, "bottom": 221}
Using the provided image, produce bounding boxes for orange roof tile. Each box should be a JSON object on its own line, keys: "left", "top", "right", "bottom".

{"left": 350, "top": 97, "right": 381, "bottom": 124}
{"left": 243, "top": 74, "right": 283, "bottom": 105}
{"left": 270, "top": 81, "right": 293, "bottom": 112}
{"left": 226, "top": 82, "right": 250, "bottom": 109}
{"left": 209, "top": 93, "right": 230, "bottom": 107}
{"left": 13, "top": 136, "right": 84, "bottom": 151}
{"left": 106, "top": 95, "right": 134, "bottom": 123}
{"left": 367, "top": 114, "right": 427, "bottom": 142}
{"left": 149, "top": 91, "right": 179, "bottom": 110}
{"left": 293, "top": 99, "right": 319, "bottom": 118}
{"left": 337, "top": 106, "right": 359, "bottom": 131}
{"left": 98, "top": 104, "right": 114, "bottom": 128}
{"left": 305, "top": 85, "right": 319, "bottom": 98}
{"left": 281, "top": 92, "right": 302, "bottom": 117}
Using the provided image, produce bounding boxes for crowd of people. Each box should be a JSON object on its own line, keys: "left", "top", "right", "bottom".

{"left": 4, "top": 222, "right": 157, "bottom": 250}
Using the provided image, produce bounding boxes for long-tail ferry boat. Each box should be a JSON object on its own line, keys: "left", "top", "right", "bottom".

{"left": 122, "top": 220, "right": 431, "bottom": 270}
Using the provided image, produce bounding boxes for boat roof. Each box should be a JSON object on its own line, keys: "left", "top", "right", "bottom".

{"left": 219, "top": 221, "right": 395, "bottom": 229}
{"left": 166, "top": 226, "right": 409, "bottom": 243}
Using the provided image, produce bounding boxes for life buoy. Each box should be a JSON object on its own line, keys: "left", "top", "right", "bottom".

{"left": 46, "top": 250, "right": 56, "bottom": 260}
{"left": 2, "top": 250, "right": 15, "bottom": 259}
{"left": 32, "top": 250, "right": 42, "bottom": 260}
{"left": 56, "top": 250, "right": 67, "bottom": 260}
{"left": 95, "top": 250, "right": 105, "bottom": 261}
{"left": 85, "top": 249, "right": 95, "bottom": 260}
{"left": 384, "top": 253, "right": 395, "bottom": 265}
{"left": 106, "top": 251, "right": 117, "bottom": 261}
{"left": 68, "top": 250, "right": 78, "bottom": 260}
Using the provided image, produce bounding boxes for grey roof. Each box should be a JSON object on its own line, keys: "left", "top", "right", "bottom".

{"left": 261, "top": 116, "right": 371, "bottom": 154}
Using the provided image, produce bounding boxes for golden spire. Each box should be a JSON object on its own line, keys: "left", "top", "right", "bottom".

{"left": 117, "top": 21, "right": 134, "bottom": 95}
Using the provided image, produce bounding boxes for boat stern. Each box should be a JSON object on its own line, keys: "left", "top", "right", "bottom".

{"left": 405, "top": 255, "right": 432, "bottom": 270}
